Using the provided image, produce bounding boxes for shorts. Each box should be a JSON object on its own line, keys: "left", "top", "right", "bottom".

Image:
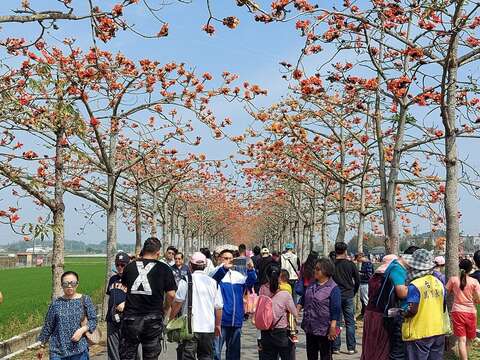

{"left": 451, "top": 311, "right": 477, "bottom": 340}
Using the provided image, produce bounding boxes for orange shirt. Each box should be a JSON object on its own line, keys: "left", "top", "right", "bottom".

{"left": 446, "top": 276, "right": 480, "bottom": 314}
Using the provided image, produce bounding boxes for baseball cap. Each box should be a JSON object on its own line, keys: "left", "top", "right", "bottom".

{"left": 285, "top": 243, "right": 294, "bottom": 250}
{"left": 261, "top": 247, "right": 270, "bottom": 257}
{"left": 190, "top": 252, "right": 207, "bottom": 266}
{"left": 115, "top": 251, "right": 130, "bottom": 264}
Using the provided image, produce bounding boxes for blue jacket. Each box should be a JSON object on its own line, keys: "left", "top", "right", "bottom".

{"left": 211, "top": 265, "right": 256, "bottom": 327}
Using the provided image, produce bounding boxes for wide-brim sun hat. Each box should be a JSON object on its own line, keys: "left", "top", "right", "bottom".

{"left": 403, "top": 249, "right": 436, "bottom": 271}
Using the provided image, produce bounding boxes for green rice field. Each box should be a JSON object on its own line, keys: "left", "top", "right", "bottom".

{"left": 0, "top": 257, "right": 106, "bottom": 341}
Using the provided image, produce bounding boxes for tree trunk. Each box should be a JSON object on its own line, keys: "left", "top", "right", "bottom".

{"left": 443, "top": 2, "right": 463, "bottom": 279}
{"left": 51, "top": 127, "right": 66, "bottom": 298}
{"left": 151, "top": 189, "right": 158, "bottom": 237}
{"left": 106, "top": 173, "right": 118, "bottom": 280}
{"left": 135, "top": 184, "right": 142, "bottom": 256}
{"left": 335, "top": 181, "right": 346, "bottom": 243}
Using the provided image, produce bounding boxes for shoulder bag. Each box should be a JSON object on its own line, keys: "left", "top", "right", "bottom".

{"left": 81, "top": 296, "right": 102, "bottom": 345}
{"left": 166, "top": 273, "right": 194, "bottom": 343}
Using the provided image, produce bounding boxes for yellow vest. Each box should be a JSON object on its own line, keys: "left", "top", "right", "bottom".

{"left": 402, "top": 275, "right": 445, "bottom": 341}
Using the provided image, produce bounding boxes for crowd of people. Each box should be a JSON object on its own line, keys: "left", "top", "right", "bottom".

{"left": 36, "top": 238, "right": 480, "bottom": 360}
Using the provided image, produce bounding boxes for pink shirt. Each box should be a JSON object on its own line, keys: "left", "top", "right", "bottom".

{"left": 259, "top": 284, "right": 298, "bottom": 329}
{"left": 446, "top": 276, "right": 480, "bottom": 314}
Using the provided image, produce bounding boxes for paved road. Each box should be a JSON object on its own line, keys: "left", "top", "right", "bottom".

{"left": 91, "top": 320, "right": 362, "bottom": 360}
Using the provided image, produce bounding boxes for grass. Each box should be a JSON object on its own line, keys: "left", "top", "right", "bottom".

{"left": 0, "top": 257, "right": 106, "bottom": 341}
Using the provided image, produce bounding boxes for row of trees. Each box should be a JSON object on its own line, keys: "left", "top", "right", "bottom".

{"left": 1, "top": 0, "right": 480, "bottom": 297}
{"left": 229, "top": 0, "right": 480, "bottom": 279}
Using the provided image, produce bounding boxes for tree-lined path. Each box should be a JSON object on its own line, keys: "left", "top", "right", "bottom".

{"left": 90, "top": 320, "right": 362, "bottom": 360}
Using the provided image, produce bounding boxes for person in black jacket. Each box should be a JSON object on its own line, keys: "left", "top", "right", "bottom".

{"left": 332, "top": 242, "right": 360, "bottom": 355}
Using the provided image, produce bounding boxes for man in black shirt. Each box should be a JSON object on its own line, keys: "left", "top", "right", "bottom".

{"left": 120, "top": 237, "right": 177, "bottom": 360}
{"left": 332, "top": 242, "right": 360, "bottom": 355}
{"left": 106, "top": 251, "right": 130, "bottom": 360}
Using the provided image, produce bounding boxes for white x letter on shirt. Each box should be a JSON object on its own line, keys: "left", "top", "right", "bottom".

{"left": 131, "top": 261, "right": 156, "bottom": 295}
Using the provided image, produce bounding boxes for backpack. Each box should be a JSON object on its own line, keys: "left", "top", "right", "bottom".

{"left": 254, "top": 292, "right": 280, "bottom": 330}
{"left": 374, "top": 267, "right": 400, "bottom": 315}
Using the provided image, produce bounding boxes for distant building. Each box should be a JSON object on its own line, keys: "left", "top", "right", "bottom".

{"left": 25, "top": 247, "right": 51, "bottom": 254}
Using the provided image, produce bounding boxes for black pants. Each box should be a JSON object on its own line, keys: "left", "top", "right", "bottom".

{"left": 306, "top": 333, "right": 332, "bottom": 360}
{"left": 107, "top": 321, "right": 122, "bottom": 360}
{"left": 120, "top": 315, "right": 163, "bottom": 360}
{"left": 177, "top": 332, "right": 215, "bottom": 360}
{"left": 387, "top": 316, "right": 405, "bottom": 360}
{"left": 261, "top": 329, "right": 291, "bottom": 360}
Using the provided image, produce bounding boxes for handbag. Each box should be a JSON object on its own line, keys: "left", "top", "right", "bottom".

{"left": 166, "top": 273, "right": 194, "bottom": 343}
{"left": 244, "top": 291, "right": 258, "bottom": 314}
{"left": 81, "top": 296, "right": 101, "bottom": 345}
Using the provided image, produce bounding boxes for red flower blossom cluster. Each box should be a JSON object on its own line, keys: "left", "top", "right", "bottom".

{"left": 223, "top": 16, "right": 240, "bottom": 29}
{"left": 387, "top": 75, "right": 411, "bottom": 97}
{"left": 157, "top": 23, "right": 169, "bottom": 37}
{"left": 202, "top": 24, "right": 216, "bottom": 35}
{"left": 299, "top": 75, "right": 323, "bottom": 95}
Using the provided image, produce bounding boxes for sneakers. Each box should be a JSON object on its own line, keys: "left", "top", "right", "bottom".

{"left": 332, "top": 350, "right": 341, "bottom": 355}
{"left": 347, "top": 350, "right": 358, "bottom": 355}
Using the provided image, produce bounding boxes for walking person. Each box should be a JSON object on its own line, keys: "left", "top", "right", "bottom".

{"left": 332, "top": 242, "right": 359, "bottom": 355}
{"left": 120, "top": 237, "right": 177, "bottom": 360}
{"left": 402, "top": 249, "right": 446, "bottom": 359}
{"left": 258, "top": 266, "right": 298, "bottom": 360}
{"left": 433, "top": 256, "right": 446, "bottom": 285}
{"left": 295, "top": 251, "right": 319, "bottom": 298}
{"left": 38, "top": 271, "right": 97, "bottom": 360}
{"left": 170, "top": 252, "right": 223, "bottom": 360}
{"left": 211, "top": 249, "right": 257, "bottom": 360}
{"left": 233, "top": 243, "right": 249, "bottom": 276}
{"left": 361, "top": 254, "right": 398, "bottom": 360}
{"left": 161, "top": 245, "right": 178, "bottom": 267}
{"left": 106, "top": 252, "right": 130, "bottom": 360}
{"left": 358, "top": 253, "right": 374, "bottom": 319}
{"left": 171, "top": 252, "right": 190, "bottom": 285}
{"left": 298, "top": 258, "right": 341, "bottom": 360}
{"left": 446, "top": 258, "right": 480, "bottom": 360}
{"left": 281, "top": 243, "right": 300, "bottom": 303}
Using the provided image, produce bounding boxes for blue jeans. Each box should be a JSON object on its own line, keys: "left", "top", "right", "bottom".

{"left": 51, "top": 351, "right": 89, "bottom": 360}
{"left": 333, "top": 297, "right": 356, "bottom": 352}
{"left": 214, "top": 326, "right": 242, "bottom": 360}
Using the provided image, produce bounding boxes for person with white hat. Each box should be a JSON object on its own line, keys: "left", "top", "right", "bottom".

{"left": 433, "top": 256, "right": 446, "bottom": 285}
{"left": 170, "top": 252, "right": 223, "bottom": 360}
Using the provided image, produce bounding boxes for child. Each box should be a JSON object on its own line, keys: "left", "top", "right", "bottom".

{"left": 280, "top": 269, "right": 298, "bottom": 344}
{"left": 446, "top": 259, "right": 480, "bottom": 360}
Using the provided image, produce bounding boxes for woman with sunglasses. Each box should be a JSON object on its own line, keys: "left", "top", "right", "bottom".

{"left": 297, "top": 258, "right": 341, "bottom": 360}
{"left": 38, "top": 271, "right": 97, "bottom": 360}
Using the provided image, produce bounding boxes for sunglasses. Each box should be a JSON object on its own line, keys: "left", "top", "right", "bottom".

{"left": 61, "top": 281, "right": 78, "bottom": 288}
{"left": 116, "top": 263, "right": 126, "bottom": 268}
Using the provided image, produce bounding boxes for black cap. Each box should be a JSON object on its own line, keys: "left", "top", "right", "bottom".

{"left": 115, "top": 251, "right": 130, "bottom": 264}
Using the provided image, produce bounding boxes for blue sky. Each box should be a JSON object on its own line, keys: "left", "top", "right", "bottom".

{"left": 0, "top": 0, "right": 479, "bottom": 246}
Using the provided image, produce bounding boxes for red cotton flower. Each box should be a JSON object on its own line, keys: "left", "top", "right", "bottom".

{"left": 202, "top": 24, "right": 215, "bottom": 36}
{"left": 90, "top": 117, "right": 100, "bottom": 128}
{"left": 157, "top": 23, "right": 169, "bottom": 37}
{"left": 223, "top": 17, "right": 240, "bottom": 29}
